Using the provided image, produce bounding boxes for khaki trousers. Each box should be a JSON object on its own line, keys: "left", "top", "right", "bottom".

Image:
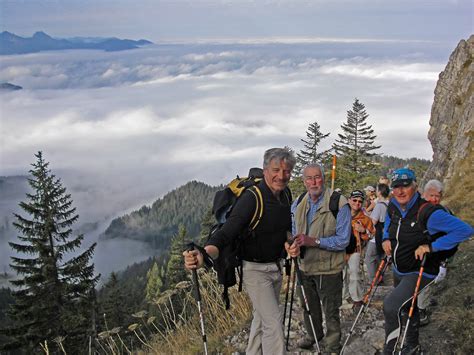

{"left": 243, "top": 260, "right": 285, "bottom": 355}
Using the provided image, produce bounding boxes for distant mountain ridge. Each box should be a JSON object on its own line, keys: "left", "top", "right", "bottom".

{"left": 0, "top": 83, "right": 22, "bottom": 91}
{"left": 102, "top": 181, "right": 220, "bottom": 250}
{"left": 0, "top": 31, "right": 153, "bottom": 55}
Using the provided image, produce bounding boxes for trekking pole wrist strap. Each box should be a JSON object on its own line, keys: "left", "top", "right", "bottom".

{"left": 193, "top": 244, "right": 215, "bottom": 269}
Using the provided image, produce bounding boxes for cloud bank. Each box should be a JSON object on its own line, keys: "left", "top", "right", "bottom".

{"left": 0, "top": 40, "right": 448, "bottom": 276}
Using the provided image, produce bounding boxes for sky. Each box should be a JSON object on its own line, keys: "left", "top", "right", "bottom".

{"left": 0, "top": 0, "right": 472, "bottom": 276}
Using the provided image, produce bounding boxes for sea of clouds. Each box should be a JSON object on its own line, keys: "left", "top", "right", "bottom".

{"left": 0, "top": 39, "right": 451, "bottom": 278}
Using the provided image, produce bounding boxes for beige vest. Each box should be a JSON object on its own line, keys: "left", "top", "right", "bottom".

{"left": 295, "top": 188, "right": 348, "bottom": 275}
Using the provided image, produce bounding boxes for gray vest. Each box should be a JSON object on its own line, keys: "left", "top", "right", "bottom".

{"left": 294, "top": 188, "right": 348, "bottom": 275}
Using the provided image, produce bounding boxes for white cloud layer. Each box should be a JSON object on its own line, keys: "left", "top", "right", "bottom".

{"left": 0, "top": 41, "right": 449, "bottom": 275}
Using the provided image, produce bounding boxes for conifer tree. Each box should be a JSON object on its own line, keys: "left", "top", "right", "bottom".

{"left": 101, "top": 272, "right": 128, "bottom": 329}
{"left": 294, "top": 122, "right": 331, "bottom": 176}
{"left": 145, "top": 262, "right": 164, "bottom": 302}
{"left": 165, "top": 225, "right": 190, "bottom": 288}
{"left": 332, "top": 98, "right": 381, "bottom": 189}
{"left": 4, "top": 152, "right": 99, "bottom": 353}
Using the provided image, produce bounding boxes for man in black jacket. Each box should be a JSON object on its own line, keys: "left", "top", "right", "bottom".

{"left": 184, "top": 147, "right": 300, "bottom": 355}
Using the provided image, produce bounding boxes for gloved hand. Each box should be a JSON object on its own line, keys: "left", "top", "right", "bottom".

{"left": 434, "top": 266, "right": 447, "bottom": 283}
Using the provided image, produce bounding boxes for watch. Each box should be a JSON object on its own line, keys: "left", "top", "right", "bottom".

{"left": 314, "top": 238, "right": 321, "bottom": 247}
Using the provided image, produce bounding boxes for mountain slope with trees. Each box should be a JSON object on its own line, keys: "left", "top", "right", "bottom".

{"left": 102, "top": 181, "right": 220, "bottom": 250}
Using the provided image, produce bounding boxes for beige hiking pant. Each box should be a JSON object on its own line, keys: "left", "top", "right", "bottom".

{"left": 242, "top": 260, "right": 285, "bottom": 355}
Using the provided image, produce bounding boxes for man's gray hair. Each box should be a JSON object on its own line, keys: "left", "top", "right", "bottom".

{"left": 263, "top": 147, "right": 296, "bottom": 170}
{"left": 302, "top": 163, "right": 325, "bottom": 182}
{"left": 424, "top": 179, "right": 444, "bottom": 193}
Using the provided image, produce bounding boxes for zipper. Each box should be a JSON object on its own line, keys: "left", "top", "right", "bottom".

{"left": 392, "top": 218, "right": 402, "bottom": 270}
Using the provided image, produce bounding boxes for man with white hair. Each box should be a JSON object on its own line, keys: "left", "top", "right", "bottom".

{"left": 417, "top": 179, "right": 450, "bottom": 326}
{"left": 292, "top": 163, "right": 352, "bottom": 353}
{"left": 184, "top": 148, "right": 300, "bottom": 355}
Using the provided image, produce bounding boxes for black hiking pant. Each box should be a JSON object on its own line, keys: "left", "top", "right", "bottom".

{"left": 383, "top": 272, "right": 433, "bottom": 354}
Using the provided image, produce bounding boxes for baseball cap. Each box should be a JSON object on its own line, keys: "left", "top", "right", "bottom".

{"left": 350, "top": 190, "right": 365, "bottom": 200}
{"left": 391, "top": 168, "right": 416, "bottom": 188}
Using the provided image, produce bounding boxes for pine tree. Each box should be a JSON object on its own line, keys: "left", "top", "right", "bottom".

{"left": 145, "top": 262, "right": 164, "bottom": 302}
{"left": 4, "top": 152, "right": 99, "bottom": 353}
{"left": 101, "top": 272, "right": 128, "bottom": 329}
{"left": 165, "top": 225, "right": 190, "bottom": 288}
{"left": 294, "top": 122, "right": 331, "bottom": 176}
{"left": 332, "top": 98, "right": 381, "bottom": 189}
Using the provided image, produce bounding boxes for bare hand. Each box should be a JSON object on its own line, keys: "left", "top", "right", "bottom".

{"left": 414, "top": 244, "right": 430, "bottom": 260}
{"left": 382, "top": 240, "right": 392, "bottom": 256}
{"left": 285, "top": 241, "right": 300, "bottom": 257}
{"left": 354, "top": 221, "right": 365, "bottom": 233}
{"left": 182, "top": 249, "right": 203, "bottom": 270}
{"left": 294, "top": 233, "right": 316, "bottom": 247}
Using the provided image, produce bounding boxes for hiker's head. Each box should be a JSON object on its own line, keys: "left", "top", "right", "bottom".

{"left": 348, "top": 190, "right": 365, "bottom": 213}
{"left": 391, "top": 168, "right": 417, "bottom": 208}
{"left": 376, "top": 183, "right": 390, "bottom": 199}
{"left": 364, "top": 185, "right": 375, "bottom": 197}
{"left": 379, "top": 176, "right": 390, "bottom": 185}
{"left": 262, "top": 148, "right": 295, "bottom": 194}
{"left": 302, "top": 163, "right": 325, "bottom": 201}
{"left": 423, "top": 179, "right": 443, "bottom": 205}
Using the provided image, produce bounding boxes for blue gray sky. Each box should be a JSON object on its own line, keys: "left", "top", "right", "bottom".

{"left": 1, "top": 0, "right": 472, "bottom": 43}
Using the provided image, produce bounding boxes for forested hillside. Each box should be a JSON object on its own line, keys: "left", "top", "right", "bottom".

{"left": 102, "top": 181, "right": 220, "bottom": 249}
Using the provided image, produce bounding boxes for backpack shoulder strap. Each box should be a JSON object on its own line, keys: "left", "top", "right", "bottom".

{"left": 329, "top": 191, "right": 341, "bottom": 219}
{"left": 247, "top": 186, "right": 263, "bottom": 230}
{"left": 296, "top": 192, "right": 307, "bottom": 206}
{"left": 417, "top": 202, "right": 446, "bottom": 232}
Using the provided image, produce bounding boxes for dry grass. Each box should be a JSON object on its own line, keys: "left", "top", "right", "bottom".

{"left": 146, "top": 270, "right": 252, "bottom": 354}
{"left": 428, "top": 238, "right": 474, "bottom": 354}
{"left": 93, "top": 269, "right": 252, "bottom": 354}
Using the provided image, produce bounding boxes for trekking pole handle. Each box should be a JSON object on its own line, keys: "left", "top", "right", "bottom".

{"left": 187, "top": 243, "right": 202, "bottom": 302}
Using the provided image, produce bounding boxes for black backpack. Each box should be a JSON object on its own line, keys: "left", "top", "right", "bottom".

{"left": 417, "top": 202, "right": 458, "bottom": 261}
{"left": 208, "top": 168, "right": 265, "bottom": 309}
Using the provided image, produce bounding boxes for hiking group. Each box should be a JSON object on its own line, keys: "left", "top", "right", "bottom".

{"left": 183, "top": 147, "right": 473, "bottom": 355}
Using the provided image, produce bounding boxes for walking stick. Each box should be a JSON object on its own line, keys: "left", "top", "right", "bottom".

{"left": 331, "top": 154, "right": 337, "bottom": 191}
{"left": 294, "top": 257, "right": 321, "bottom": 354}
{"left": 399, "top": 254, "right": 427, "bottom": 353}
{"left": 340, "top": 256, "right": 391, "bottom": 354}
{"left": 187, "top": 243, "right": 209, "bottom": 355}
{"left": 282, "top": 257, "right": 292, "bottom": 325}
{"left": 285, "top": 260, "right": 297, "bottom": 351}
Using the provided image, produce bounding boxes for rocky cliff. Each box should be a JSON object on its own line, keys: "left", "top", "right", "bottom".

{"left": 424, "top": 35, "right": 473, "bottom": 224}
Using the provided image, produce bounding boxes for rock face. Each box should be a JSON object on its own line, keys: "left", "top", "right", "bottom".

{"left": 424, "top": 35, "right": 473, "bottom": 224}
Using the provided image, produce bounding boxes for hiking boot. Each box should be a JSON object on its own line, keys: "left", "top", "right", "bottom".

{"left": 297, "top": 336, "right": 315, "bottom": 350}
{"left": 352, "top": 300, "right": 364, "bottom": 310}
{"left": 400, "top": 343, "right": 422, "bottom": 355}
{"left": 419, "top": 309, "right": 429, "bottom": 326}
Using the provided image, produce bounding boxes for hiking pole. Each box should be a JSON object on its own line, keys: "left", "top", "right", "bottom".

{"left": 294, "top": 257, "right": 321, "bottom": 354}
{"left": 331, "top": 154, "right": 337, "bottom": 190}
{"left": 398, "top": 254, "right": 427, "bottom": 353}
{"left": 285, "top": 259, "right": 297, "bottom": 351}
{"left": 282, "top": 257, "right": 292, "bottom": 325}
{"left": 340, "top": 256, "right": 392, "bottom": 354}
{"left": 187, "top": 243, "right": 209, "bottom": 355}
